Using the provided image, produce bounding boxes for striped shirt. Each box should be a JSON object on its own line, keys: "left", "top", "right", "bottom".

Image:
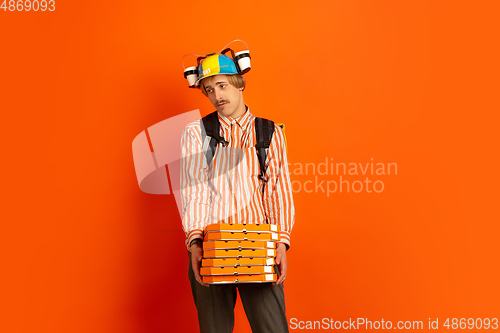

{"left": 180, "top": 106, "right": 295, "bottom": 249}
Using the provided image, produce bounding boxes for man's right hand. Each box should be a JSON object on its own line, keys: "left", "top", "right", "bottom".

{"left": 190, "top": 243, "right": 210, "bottom": 287}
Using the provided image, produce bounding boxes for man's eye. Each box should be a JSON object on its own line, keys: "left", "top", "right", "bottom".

{"left": 220, "top": 84, "right": 226, "bottom": 89}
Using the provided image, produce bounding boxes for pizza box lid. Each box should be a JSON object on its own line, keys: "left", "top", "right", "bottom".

{"left": 203, "top": 248, "right": 276, "bottom": 259}
{"left": 202, "top": 257, "right": 276, "bottom": 267}
{"left": 201, "top": 265, "right": 275, "bottom": 276}
{"left": 203, "top": 274, "right": 277, "bottom": 284}
{"left": 204, "top": 232, "right": 280, "bottom": 242}
{"left": 203, "top": 240, "right": 275, "bottom": 250}
{"left": 205, "top": 223, "right": 280, "bottom": 233}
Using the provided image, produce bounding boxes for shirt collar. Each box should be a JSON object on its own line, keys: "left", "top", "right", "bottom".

{"left": 217, "top": 105, "right": 253, "bottom": 131}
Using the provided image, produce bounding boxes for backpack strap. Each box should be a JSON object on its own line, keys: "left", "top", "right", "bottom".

{"left": 200, "top": 111, "right": 229, "bottom": 167}
{"left": 276, "top": 123, "right": 287, "bottom": 152}
{"left": 254, "top": 117, "right": 275, "bottom": 192}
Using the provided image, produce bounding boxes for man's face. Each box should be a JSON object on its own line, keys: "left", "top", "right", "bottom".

{"left": 202, "top": 74, "right": 244, "bottom": 119}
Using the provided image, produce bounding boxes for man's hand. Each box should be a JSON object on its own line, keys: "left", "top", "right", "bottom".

{"left": 274, "top": 243, "right": 287, "bottom": 285}
{"left": 191, "top": 243, "right": 210, "bottom": 287}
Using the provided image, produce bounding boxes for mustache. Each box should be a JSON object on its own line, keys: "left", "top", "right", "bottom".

{"left": 217, "top": 100, "right": 229, "bottom": 105}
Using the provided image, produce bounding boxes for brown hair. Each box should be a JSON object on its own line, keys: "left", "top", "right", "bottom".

{"left": 200, "top": 74, "right": 246, "bottom": 96}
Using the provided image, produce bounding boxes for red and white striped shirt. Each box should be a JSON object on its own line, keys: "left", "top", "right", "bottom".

{"left": 180, "top": 106, "right": 295, "bottom": 249}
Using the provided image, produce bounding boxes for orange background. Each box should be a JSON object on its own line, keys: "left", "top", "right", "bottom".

{"left": 2, "top": 1, "right": 499, "bottom": 332}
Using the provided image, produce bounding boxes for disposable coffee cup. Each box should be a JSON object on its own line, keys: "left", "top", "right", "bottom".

{"left": 234, "top": 50, "right": 251, "bottom": 74}
{"left": 183, "top": 66, "right": 198, "bottom": 87}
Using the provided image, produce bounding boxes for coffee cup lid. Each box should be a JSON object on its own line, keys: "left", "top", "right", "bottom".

{"left": 234, "top": 50, "right": 249, "bottom": 56}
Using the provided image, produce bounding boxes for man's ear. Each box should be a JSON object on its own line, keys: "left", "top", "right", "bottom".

{"left": 241, "top": 76, "right": 246, "bottom": 91}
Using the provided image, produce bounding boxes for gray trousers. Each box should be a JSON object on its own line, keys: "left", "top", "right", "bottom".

{"left": 188, "top": 252, "right": 289, "bottom": 333}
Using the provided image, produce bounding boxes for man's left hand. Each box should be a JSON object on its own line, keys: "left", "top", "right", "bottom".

{"left": 274, "top": 243, "right": 287, "bottom": 285}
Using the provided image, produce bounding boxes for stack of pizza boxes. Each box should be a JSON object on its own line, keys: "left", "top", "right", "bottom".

{"left": 201, "top": 223, "right": 280, "bottom": 284}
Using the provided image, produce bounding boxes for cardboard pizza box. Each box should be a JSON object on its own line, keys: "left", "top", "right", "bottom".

{"left": 205, "top": 223, "right": 280, "bottom": 233}
{"left": 203, "top": 274, "right": 277, "bottom": 284}
{"left": 204, "top": 231, "right": 280, "bottom": 242}
{"left": 203, "top": 248, "right": 276, "bottom": 259}
{"left": 203, "top": 240, "right": 276, "bottom": 250}
{"left": 201, "top": 265, "right": 275, "bottom": 276}
{"left": 202, "top": 257, "right": 276, "bottom": 267}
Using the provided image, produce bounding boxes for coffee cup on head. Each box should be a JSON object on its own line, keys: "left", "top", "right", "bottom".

{"left": 234, "top": 50, "right": 251, "bottom": 74}
{"left": 183, "top": 66, "right": 198, "bottom": 87}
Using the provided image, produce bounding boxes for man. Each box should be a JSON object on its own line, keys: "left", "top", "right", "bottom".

{"left": 180, "top": 52, "right": 295, "bottom": 333}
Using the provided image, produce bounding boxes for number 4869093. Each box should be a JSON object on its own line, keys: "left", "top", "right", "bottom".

{"left": 1, "top": 0, "right": 55, "bottom": 11}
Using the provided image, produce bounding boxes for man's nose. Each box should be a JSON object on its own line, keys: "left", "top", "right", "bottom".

{"left": 214, "top": 89, "right": 223, "bottom": 100}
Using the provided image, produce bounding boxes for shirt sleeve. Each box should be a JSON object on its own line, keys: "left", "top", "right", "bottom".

{"left": 262, "top": 123, "right": 295, "bottom": 248}
{"left": 180, "top": 122, "right": 212, "bottom": 250}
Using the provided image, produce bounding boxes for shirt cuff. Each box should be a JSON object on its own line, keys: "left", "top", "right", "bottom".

{"left": 278, "top": 231, "right": 291, "bottom": 250}
{"left": 186, "top": 229, "right": 204, "bottom": 251}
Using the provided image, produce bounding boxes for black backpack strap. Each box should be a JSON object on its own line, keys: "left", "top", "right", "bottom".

{"left": 254, "top": 117, "right": 275, "bottom": 191}
{"left": 200, "top": 111, "right": 229, "bottom": 167}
